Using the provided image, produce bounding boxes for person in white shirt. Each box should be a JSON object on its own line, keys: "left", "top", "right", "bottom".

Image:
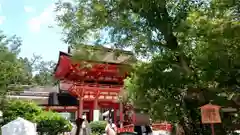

{"left": 81, "top": 115, "right": 91, "bottom": 135}
{"left": 105, "top": 119, "right": 117, "bottom": 135}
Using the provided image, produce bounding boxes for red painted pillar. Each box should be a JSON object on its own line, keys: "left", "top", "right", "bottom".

{"left": 89, "top": 102, "right": 93, "bottom": 121}
{"left": 119, "top": 102, "right": 123, "bottom": 121}
{"left": 78, "top": 98, "right": 83, "bottom": 118}
{"left": 114, "top": 104, "right": 117, "bottom": 124}
{"left": 94, "top": 99, "right": 98, "bottom": 109}
{"left": 132, "top": 111, "right": 136, "bottom": 124}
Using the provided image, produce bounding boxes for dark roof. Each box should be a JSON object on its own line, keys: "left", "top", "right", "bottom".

{"left": 54, "top": 50, "right": 134, "bottom": 74}
{"left": 69, "top": 45, "right": 137, "bottom": 64}
{"left": 68, "top": 45, "right": 134, "bottom": 55}
{"left": 25, "top": 86, "right": 58, "bottom": 92}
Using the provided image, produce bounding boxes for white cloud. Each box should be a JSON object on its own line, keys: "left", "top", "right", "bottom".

{"left": 0, "top": 16, "right": 6, "bottom": 25}
{"left": 24, "top": 6, "right": 35, "bottom": 13}
{"left": 52, "top": 0, "right": 75, "bottom": 4}
{"left": 28, "top": 0, "right": 76, "bottom": 33}
{"left": 28, "top": 4, "right": 55, "bottom": 33}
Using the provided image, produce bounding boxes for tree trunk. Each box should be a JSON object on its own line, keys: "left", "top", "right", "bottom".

{"left": 176, "top": 123, "right": 185, "bottom": 135}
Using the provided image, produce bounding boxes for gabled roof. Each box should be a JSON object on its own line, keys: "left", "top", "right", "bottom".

{"left": 68, "top": 45, "right": 137, "bottom": 64}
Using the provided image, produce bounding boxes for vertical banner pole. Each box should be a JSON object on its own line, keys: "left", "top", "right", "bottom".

{"left": 211, "top": 123, "right": 215, "bottom": 135}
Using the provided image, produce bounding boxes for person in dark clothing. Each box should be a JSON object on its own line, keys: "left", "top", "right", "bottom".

{"left": 75, "top": 118, "right": 84, "bottom": 135}
{"left": 134, "top": 125, "right": 152, "bottom": 135}
{"left": 145, "top": 126, "right": 152, "bottom": 134}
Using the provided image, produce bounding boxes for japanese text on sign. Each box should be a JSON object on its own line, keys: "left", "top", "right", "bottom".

{"left": 201, "top": 104, "right": 221, "bottom": 124}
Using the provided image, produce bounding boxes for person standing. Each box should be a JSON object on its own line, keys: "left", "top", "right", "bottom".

{"left": 71, "top": 118, "right": 84, "bottom": 135}
{"left": 81, "top": 115, "right": 91, "bottom": 135}
{"left": 105, "top": 119, "right": 117, "bottom": 135}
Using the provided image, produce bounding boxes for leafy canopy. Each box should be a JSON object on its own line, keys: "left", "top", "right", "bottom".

{"left": 0, "top": 30, "right": 57, "bottom": 90}
{"left": 56, "top": 0, "right": 240, "bottom": 134}
{"left": 0, "top": 31, "right": 27, "bottom": 95}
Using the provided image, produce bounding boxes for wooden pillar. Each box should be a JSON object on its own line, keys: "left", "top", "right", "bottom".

{"left": 78, "top": 98, "right": 83, "bottom": 118}
{"left": 132, "top": 111, "right": 136, "bottom": 124}
{"left": 89, "top": 102, "right": 93, "bottom": 121}
{"left": 114, "top": 104, "right": 117, "bottom": 124}
{"left": 119, "top": 102, "right": 123, "bottom": 127}
{"left": 94, "top": 98, "right": 98, "bottom": 109}
{"left": 119, "top": 102, "right": 123, "bottom": 121}
{"left": 114, "top": 111, "right": 117, "bottom": 125}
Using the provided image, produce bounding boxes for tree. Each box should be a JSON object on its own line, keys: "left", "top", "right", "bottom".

{"left": 125, "top": 2, "right": 240, "bottom": 135}
{"left": 19, "top": 54, "right": 57, "bottom": 86}
{"left": 32, "top": 58, "right": 57, "bottom": 86}
{"left": 0, "top": 31, "right": 28, "bottom": 101}
{"left": 0, "top": 31, "right": 56, "bottom": 97}
{"left": 55, "top": 0, "right": 240, "bottom": 134}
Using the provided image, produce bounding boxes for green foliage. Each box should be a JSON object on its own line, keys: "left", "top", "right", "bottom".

{"left": 55, "top": 0, "right": 240, "bottom": 134}
{"left": 17, "top": 55, "right": 57, "bottom": 86}
{"left": 1, "top": 100, "right": 42, "bottom": 124}
{"left": 32, "top": 59, "right": 57, "bottom": 86}
{"left": 0, "top": 31, "right": 26, "bottom": 96}
{"left": 125, "top": 3, "right": 240, "bottom": 135}
{"left": 55, "top": 0, "right": 203, "bottom": 56}
{"left": 36, "top": 111, "right": 72, "bottom": 135}
{"left": 1, "top": 100, "right": 72, "bottom": 135}
{"left": 0, "top": 31, "right": 56, "bottom": 102}
{"left": 90, "top": 121, "right": 107, "bottom": 135}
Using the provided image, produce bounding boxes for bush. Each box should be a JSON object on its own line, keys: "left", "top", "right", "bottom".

{"left": 1, "top": 100, "right": 42, "bottom": 124}
{"left": 90, "top": 121, "right": 107, "bottom": 135}
{"left": 1, "top": 100, "right": 72, "bottom": 135}
{"left": 36, "top": 111, "right": 72, "bottom": 135}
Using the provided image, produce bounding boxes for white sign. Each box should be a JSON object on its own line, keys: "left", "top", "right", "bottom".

{"left": 1, "top": 117, "right": 37, "bottom": 135}
{"left": 93, "top": 110, "right": 100, "bottom": 121}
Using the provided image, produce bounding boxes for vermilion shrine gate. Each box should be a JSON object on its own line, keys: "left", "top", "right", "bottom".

{"left": 46, "top": 47, "right": 135, "bottom": 125}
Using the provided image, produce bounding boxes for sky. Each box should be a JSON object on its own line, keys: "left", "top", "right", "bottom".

{"left": 0, "top": 0, "right": 72, "bottom": 62}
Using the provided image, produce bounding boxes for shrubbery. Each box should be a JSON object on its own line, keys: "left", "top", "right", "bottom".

{"left": 90, "top": 121, "right": 107, "bottom": 135}
{"left": 1, "top": 100, "right": 72, "bottom": 135}
{"left": 36, "top": 111, "right": 72, "bottom": 135}
{"left": 1, "top": 99, "right": 42, "bottom": 124}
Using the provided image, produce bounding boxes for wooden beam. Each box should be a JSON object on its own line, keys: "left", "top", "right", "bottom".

{"left": 221, "top": 107, "right": 238, "bottom": 112}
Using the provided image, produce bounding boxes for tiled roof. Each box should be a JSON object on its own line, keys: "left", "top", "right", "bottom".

{"left": 9, "top": 86, "right": 58, "bottom": 96}
{"left": 26, "top": 86, "right": 58, "bottom": 92}
{"left": 69, "top": 45, "right": 137, "bottom": 64}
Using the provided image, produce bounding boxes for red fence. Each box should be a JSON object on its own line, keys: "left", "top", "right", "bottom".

{"left": 117, "top": 123, "right": 173, "bottom": 133}
{"left": 152, "top": 123, "right": 172, "bottom": 132}
{"left": 117, "top": 124, "right": 135, "bottom": 133}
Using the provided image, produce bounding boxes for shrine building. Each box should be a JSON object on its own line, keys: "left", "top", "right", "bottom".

{"left": 46, "top": 46, "right": 136, "bottom": 123}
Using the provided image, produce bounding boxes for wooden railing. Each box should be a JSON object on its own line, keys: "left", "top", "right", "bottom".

{"left": 117, "top": 124, "right": 135, "bottom": 133}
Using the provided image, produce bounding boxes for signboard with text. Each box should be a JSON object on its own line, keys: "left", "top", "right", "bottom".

{"left": 200, "top": 104, "right": 221, "bottom": 124}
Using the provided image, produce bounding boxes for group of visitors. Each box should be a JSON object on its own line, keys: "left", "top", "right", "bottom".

{"left": 70, "top": 116, "right": 117, "bottom": 135}
{"left": 70, "top": 116, "right": 155, "bottom": 135}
